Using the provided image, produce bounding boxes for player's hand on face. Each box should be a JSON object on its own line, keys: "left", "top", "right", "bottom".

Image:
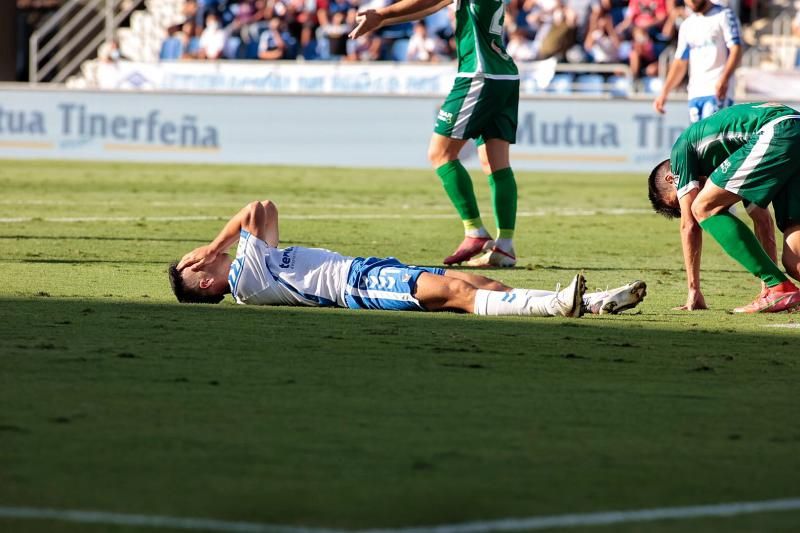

{"left": 178, "top": 245, "right": 219, "bottom": 272}
{"left": 349, "top": 9, "right": 382, "bottom": 39}
{"left": 673, "top": 289, "right": 707, "bottom": 311}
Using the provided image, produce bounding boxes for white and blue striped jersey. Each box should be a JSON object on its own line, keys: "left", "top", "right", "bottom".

{"left": 228, "top": 230, "right": 353, "bottom": 307}
{"left": 675, "top": 5, "right": 741, "bottom": 100}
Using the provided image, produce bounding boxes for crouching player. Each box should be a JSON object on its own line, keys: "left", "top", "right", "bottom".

{"left": 648, "top": 102, "right": 800, "bottom": 312}
{"left": 169, "top": 200, "right": 646, "bottom": 317}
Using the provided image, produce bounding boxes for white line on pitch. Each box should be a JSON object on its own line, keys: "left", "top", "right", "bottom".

{"left": 0, "top": 209, "right": 650, "bottom": 224}
{"left": 1, "top": 498, "right": 799, "bottom": 533}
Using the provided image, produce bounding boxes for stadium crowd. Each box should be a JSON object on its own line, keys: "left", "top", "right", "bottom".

{"left": 159, "top": 0, "right": 760, "bottom": 78}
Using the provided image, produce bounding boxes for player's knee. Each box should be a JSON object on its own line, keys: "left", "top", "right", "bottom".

{"left": 428, "top": 144, "right": 450, "bottom": 168}
{"left": 444, "top": 278, "right": 475, "bottom": 308}
{"left": 690, "top": 199, "right": 711, "bottom": 222}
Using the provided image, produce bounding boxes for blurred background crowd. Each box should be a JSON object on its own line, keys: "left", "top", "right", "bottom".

{"left": 159, "top": 0, "right": 761, "bottom": 77}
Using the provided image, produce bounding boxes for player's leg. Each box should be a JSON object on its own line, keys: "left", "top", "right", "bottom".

{"left": 441, "top": 269, "right": 511, "bottom": 291}
{"left": 697, "top": 121, "right": 800, "bottom": 311}
{"left": 414, "top": 272, "right": 585, "bottom": 317}
{"left": 432, "top": 76, "right": 498, "bottom": 265}
{"left": 466, "top": 80, "right": 520, "bottom": 268}
{"left": 469, "top": 139, "right": 517, "bottom": 267}
{"left": 693, "top": 180, "right": 791, "bottom": 290}
{"left": 782, "top": 225, "right": 800, "bottom": 282}
{"left": 774, "top": 174, "right": 800, "bottom": 282}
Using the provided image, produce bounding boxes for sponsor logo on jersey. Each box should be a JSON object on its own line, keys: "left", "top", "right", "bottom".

{"left": 278, "top": 247, "right": 296, "bottom": 269}
{"left": 437, "top": 110, "right": 454, "bottom": 124}
{"left": 720, "top": 160, "right": 731, "bottom": 173}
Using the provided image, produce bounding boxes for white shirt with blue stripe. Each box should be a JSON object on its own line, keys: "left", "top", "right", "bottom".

{"left": 228, "top": 230, "right": 353, "bottom": 307}
{"left": 675, "top": 5, "right": 741, "bottom": 100}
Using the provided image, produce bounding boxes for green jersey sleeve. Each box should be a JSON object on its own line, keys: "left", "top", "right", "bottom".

{"left": 670, "top": 133, "right": 701, "bottom": 199}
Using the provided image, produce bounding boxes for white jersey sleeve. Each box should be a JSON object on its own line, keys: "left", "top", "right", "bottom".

{"left": 720, "top": 7, "right": 742, "bottom": 48}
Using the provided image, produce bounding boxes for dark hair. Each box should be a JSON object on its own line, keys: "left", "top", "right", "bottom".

{"left": 648, "top": 158, "right": 681, "bottom": 219}
{"left": 168, "top": 261, "right": 225, "bottom": 304}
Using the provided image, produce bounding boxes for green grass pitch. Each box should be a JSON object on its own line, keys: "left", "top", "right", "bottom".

{"left": 0, "top": 160, "right": 798, "bottom": 532}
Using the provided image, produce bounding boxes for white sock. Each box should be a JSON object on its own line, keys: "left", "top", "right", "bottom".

{"left": 466, "top": 227, "right": 492, "bottom": 239}
{"left": 474, "top": 289, "right": 556, "bottom": 317}
{"left": 494, "top": 238, "right": 514, "bottom": 253}
{"left": 515, "top": 288, "right": 594, "bottom": 311}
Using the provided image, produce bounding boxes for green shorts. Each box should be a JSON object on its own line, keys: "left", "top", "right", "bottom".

{"left": 434, "top": 76, "right": 519, "bottom": 145}
{"left": 710, "top": 116, "right": 800, "bottom": 231}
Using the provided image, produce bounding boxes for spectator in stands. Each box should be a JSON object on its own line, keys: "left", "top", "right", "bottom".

{"left": 199, "top": 13, "right": 227, "bottom": 59}
{"left": 406, "top": 21, "right": 437, "bottom": 62}
{"left": 258, "top": 16, "right": 288, "bottom": 59}
{"left": 318, "top": 11, "right": 352, "bottom": 58}
{"left": 346, "top": 35, "right": 379, "bottom": 60}
{"left": 526, "top": 0, "right": 579, "bottom": 60}
{"left": 183, "top": 22, "right": 203, "bottom": 59}
{"left": 615, "top": 0, "right": 667, "bottom": 77}
{"left": 160, "top": 25, "right": 185, "bottom": 61}
{"left": 507, "top": 27, "right": 539, "bottom": 62}
{"left": 583, "top": 11, "right": 622, "bottom": 62}
{"left": 615, "top": 0, "right": 667, "bottom": 37}
{"left": 652, "top": 0, "right": 742, "bottom": 122}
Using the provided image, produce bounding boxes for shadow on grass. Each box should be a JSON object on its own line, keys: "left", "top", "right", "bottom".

{"left": 1, "top": 297, "right": 798, "bottom": 530}
{"left": 1, "top": 297, "right": 797, "bottom": 363}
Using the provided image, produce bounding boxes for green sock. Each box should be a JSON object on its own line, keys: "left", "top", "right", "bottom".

{"left": 436, "top": 160, "right": 480, "bottom": 222}
{"left": 699, "top": 212, "right": 787, "bottom": 287}
{"left": 488, "top": 167, "right": 517, "bottom": 232}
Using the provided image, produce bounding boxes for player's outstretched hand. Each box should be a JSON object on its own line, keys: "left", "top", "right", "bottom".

{"left": 178, "top": 244, "right": 219, "bottom": 272}
{"left": 349, "top": 10, "right": 383, "bottom": 39}
{"left": 673, "top": 289, "right": 707, "bottom": 311}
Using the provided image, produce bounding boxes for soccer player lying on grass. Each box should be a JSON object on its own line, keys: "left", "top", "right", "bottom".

{"left": 648, "top": 102, "right": 800, "bottom": 313}
{"left": 169, "top": 200, "right": 646, "bottom": 317}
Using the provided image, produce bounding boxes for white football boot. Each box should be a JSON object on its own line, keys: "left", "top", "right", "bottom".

{"left": 466, "top": 246, "right": 517, "bottom": 268}
{"left": 546, "top": 273, "right": 586, "bottom": 318}
{"left": 584, "top": 280, "right": 647, "bottom": 315}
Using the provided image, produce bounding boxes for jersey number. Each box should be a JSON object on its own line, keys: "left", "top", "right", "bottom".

{"left": 489, "top": 4, "right": 504, "bottom": 36}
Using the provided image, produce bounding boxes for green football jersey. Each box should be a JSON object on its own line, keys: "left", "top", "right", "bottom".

{"left": 671, "top": 102, "right": 800, "bottom": 198}
{"left": 454, "top": 0, "right": 518, "bottom": 78}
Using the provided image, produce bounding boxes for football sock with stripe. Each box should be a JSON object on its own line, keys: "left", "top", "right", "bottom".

{"left": 473, "top": 289, "right": 556, "bottom": 317}
{"left": 463, "top": 217, "right": 491, "bottom": 238}
{"left": 436, "top": 160, "right": 482, "bottom": 229}
{"left": 488, "top": 167, "right": 517, "bottom": 239}
{"left": 698, "top": 212, "right": 788, "bottom": 287}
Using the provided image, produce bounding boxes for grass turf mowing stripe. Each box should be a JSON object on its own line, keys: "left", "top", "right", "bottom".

{"left": 2, "top": 498, "right": 800, "bottom": 532}
{"left": 0, "top": 209, "right": 651, "bottom": 224}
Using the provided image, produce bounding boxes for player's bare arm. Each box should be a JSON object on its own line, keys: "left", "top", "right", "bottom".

{"left": 678, "top": 189, "right": 707, "bottom": 310}
{"left": 653, "top": 58, "right": 688, "bottom": 114}
{"left": 178, "top": 200, "right": 279, "bottom": 272}
{"left": 349, "top": 0, "right": 452, "bottom": 39}
{"left": 747, "top": 206, "right": 777, "bottom": 263}
{"left": 715, "top": 44, "right": 741, "bottom": 102}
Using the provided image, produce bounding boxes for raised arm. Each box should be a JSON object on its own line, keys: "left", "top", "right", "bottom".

{"left": 349, "top": 0, "right": 452, "bottom": 39}
{"left": 178, "top": 200, "right": 279, "bottom": 272}
{"left": 677, "top": 189, "right": 707, "bottom": 310}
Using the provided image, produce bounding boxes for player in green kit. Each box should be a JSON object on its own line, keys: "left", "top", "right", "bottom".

{"left": 350, "top": 0, "right": 520, "bottom": 267}
{"left": 648, "top": 102, "right": 800, "bottom": 313}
